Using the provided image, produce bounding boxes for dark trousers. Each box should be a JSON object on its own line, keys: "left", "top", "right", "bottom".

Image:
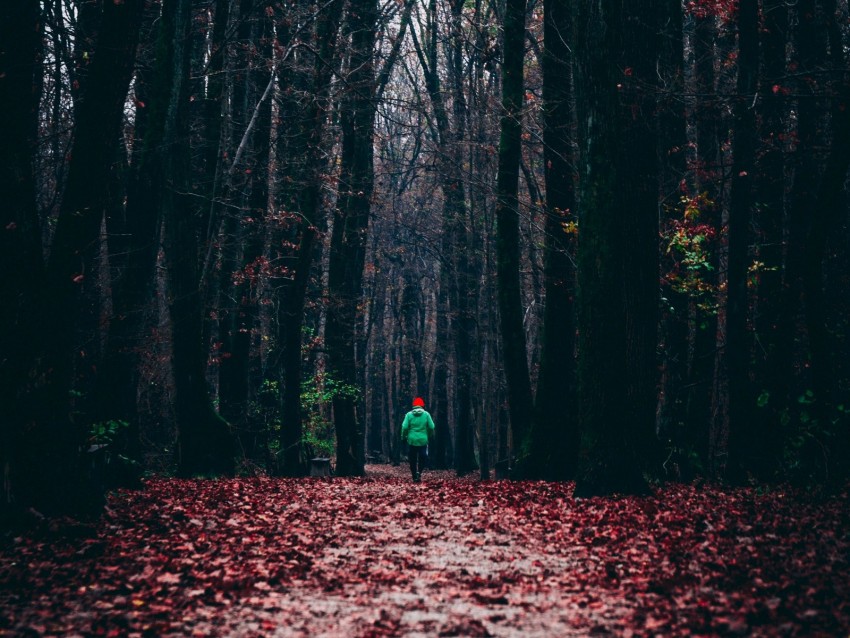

{"left": 408, "top": 445, "right": 427, "bottom": 479}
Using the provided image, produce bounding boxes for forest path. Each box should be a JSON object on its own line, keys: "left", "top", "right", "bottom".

{"left": 2, "top": 467, "right": 849, "bottom": 636}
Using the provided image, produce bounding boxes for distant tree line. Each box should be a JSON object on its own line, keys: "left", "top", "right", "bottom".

{"left": 2, "top": 0, "right": 849, "bottom": 516}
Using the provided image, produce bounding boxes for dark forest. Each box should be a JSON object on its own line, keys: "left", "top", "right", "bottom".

{"left": 4, "top": 0, "right": 850, "bottom": 496}
{"left": 2, "top": 1, "right": 850, "bottom": 633}
{"left": 5, "top": 0, "right": 850, "bottom": 506}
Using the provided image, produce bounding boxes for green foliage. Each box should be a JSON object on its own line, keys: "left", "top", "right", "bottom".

{"left": 300, "top": 373, "right": 360, "bottom": 459}
{"left": 88, "top": 419, "right": 130, "bottom": 447}
{"left": 301, "top": 373, "right": 360, "bottom": 405}
{"left": 661, "top": 193, "right": 718, "bottom": 314}
{"left": 747, "top": 259, "right": 779, "bottom": 289}
{"left": 248, "top": 378, "right": 282, "bottom": 459}
{"left": 85, "top": 419, "right": 142, "bottom": 488}
{"left": 758, "top": 388, "right": 847, "bottom": 483}
{"left": 250, "top": 371, "right": 360, "bottom": 462}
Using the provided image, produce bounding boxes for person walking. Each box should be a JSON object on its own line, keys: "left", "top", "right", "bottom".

{"left": 401, "top": 397, "right": 435, "bottom": 482}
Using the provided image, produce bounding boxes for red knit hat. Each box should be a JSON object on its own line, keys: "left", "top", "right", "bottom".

{"left": 412, "top": 397, "right": 425, "bottom": 408}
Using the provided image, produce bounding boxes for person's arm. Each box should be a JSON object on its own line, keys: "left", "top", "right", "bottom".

{"left": 401, "top": 413, "right": 410, "bottom": 440}
{"left": 427, "top": 413, "right": 435, "bottom": 439}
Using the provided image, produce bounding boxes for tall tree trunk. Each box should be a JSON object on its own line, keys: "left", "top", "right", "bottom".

{"left": 574, "top": 0, "right": 659, "bottom": 496}
{"left": 156, "top": 0, "right": 234, "bottom": 476}
{"left": 396, "top": 284, "right": 411, "bottom": 450}
{"left": 368, "top": 283, "right": 388, "bottom": 458}
{"left": 655, "top": 0, "right": 689, "bottom": 471}
{"left": 803, "top": 3, "right": 850, "bottom": 477}
{"left": 209, "top": 1, "right": 245, "bottom": 409}
{"left": 219, "top": 9, "right": 273, "bottom": 460}
{"left": 658, "top": 0, "right": 687, "bottom": 202}
{"left": 453, "top": 210, "right": 476, "bottom": 475}
{"left": 776, "top": 0, "right": 829, "bottom": 474}
{"left": 99, "top": 0, "right": 162, "bottom": 466}
{"left": 46, "top": 0, "right": 144, "bottom": 390}
{"left": 199, "top": 0, "right": 231, "bottom": 241}
{"left": 38, "top": 0, "right": 143, "bottom": 510}
{"left": 275, "top": 0, "right": 344, "bottom": 476}
{"left": 685, "top": 9, "right": 721, "bottom": 468}
{"left": 449, "top": 0, "right": 477, "bottom": 477}
{"left": 326, "top": 2, "right": 378, "bottom": 474}
{"left": 0, "top": 0, "right": 45, "bottom": 515}
{"left": 399, "top": 273, "right": 425, "bottom": 400}
{"left": 432, "top": 279, "right": 452, "bottom": 468}
{"left": 495, "top": 0, "right": 534, "bottom": 461}
{"left": 752, "top": 0, "right": 788, "bottom": 476}
{"left": 525, "top": 0, "right": 578, "bottom": 480}
{"left": 712, "top": 0, "right": 759, "bottom": 480}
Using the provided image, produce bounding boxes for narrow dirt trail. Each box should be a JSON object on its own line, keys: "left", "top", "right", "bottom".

{"left": 2, "top": 466, "right": 848, "bottom": 636}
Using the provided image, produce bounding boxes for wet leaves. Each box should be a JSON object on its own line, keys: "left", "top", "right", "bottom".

{"left": 1, "top": 468, "right": 848, "bottom": 636}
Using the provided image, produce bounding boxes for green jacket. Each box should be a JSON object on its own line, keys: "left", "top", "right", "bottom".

{"left": 401, "top": 407, "right": 435, "bottom": 447}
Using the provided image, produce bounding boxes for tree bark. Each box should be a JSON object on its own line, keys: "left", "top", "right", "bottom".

{"left": 34, "top": 0, "right": 143, "bottom": 510}
{"left": 0, "top": 0, "right": 45, "bottom": 515}
{"left": 155, "top": 0, "right": 234, "bottom": 476}
{"left": 751, "top": 0, "right": 788, "bottom": 476}
{"left": 802, "top": 4, "right": 850, "bottom": 476}
{"left": 275, "top": 0, "right": 344, "bottom": 476}
{"left": 655, "top": 0, "right": 689, "bottom": 471}
{"left": 524, "top": 0, "right": 578, "bottom": 480}
{"left": 712, "top": 0, "right": 759, "bottom": 481}
{"left": 684, "top": 9, "right": 721, "bottom": 469}
{"left": 495, "top": 0, "right": 534, "bottom": 462}
{"left": 326, "top": 0, "right": 379, "bottom": 473}
{"left": 433, "top": 277, "right": 452, "bottom": 468}
{"left": 219, "top": 9, "right": 273, "bottom": 460}
{"left": 46, "top": 0, "right": 144, "bottom": 379}
{"left": 98, "top": 1, "right": 162, "bottom": 463}
{"left": 574, "top": 0, "right": 659, "bottom": 496}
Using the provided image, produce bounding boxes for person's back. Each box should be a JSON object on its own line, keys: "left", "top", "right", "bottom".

{"left": 401, "top": 397, "right": 435, "bottom": 482}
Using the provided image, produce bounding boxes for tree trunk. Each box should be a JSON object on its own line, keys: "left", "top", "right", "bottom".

{"left": 495, "top": 0, "right": 534, "bottom": 462}
{"left": 685, "top": 10, "right": 721, "bottom": 469}
{"left": 273, "top": 0, "right": 344, "bottom": 476}
{"left": 199, "top": 0, "right": 230, "bottom": 242}
{"left": 156, "top": 0, "right": 234, "bottom": 477}
{"left": 36, "top": 0, "right": 143, "bottom": 510}
{"left": 655, "top": 0, "right": 689, "bottom": 473}
{"left": 802, "top": 7, "right": 850, "bottom": 477}
{"left": 712, "top": 0, "right": 759, "bottom": 481}
{"left": 433, "top": 280, "right": 452, "bottom": 468}
{"left": 98, "top": 0, "right": 162, "bottom": 466}
{"left": 368, "top": 283, "right": 388, "bottom": 458}
{"left": 658, "top": 0, "right": 687, "bottom": 202}
{"left": 326, "top": 3, "right": 378, "bottom": 473}
{"left": 46, "top": 0, "right": 144, "bottom": 388}
{"left": 219, "top": 9, "right": 273, "bottom": 461}
{"left": 0, "top": 0, "right": 45, "bottom": 516}
{"left": 574, "top": 0, "right": 659, "bottom": 496}
{"left": 770, "top": 0, "right": 829, "bottom": 476}
{"left": 453, "top": 213, "right": 477, "bottom": 475}
{"left": 751, "top": 0, "right": 788, "bottom": 476}
{"left": 400, "top": 275, "right": 427, "bottom": 397}
{"left": 525, "top": 0, "right": 578, "bottom": 480}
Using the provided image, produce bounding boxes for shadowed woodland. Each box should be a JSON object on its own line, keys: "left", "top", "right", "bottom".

{"left": 2, "top": 0, "right": 850, "bottom": 634}
{"left": 3, "top": 0, "right": 850, "bottom": 509}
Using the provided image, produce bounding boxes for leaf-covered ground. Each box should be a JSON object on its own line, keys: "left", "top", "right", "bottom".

{"left": 2, "top": 466, "right": 849, "bottom": 637}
